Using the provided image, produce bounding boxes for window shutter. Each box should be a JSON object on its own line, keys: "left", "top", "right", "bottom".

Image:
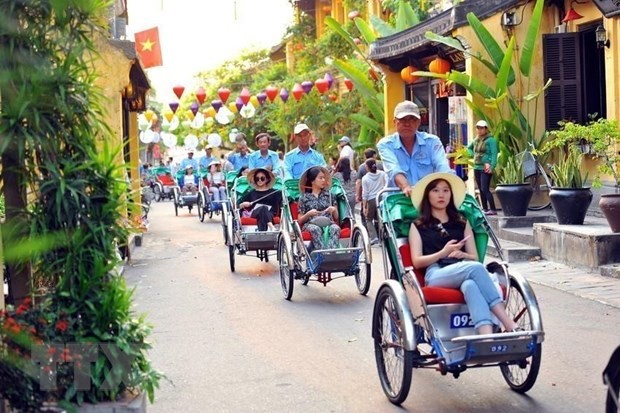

{"left": 543, "top": 33, "right": 582, "bottom": 129}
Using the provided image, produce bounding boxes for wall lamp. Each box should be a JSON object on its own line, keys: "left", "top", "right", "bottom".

{"left": 596, "top": 25, "right": 610, "bottom": 49}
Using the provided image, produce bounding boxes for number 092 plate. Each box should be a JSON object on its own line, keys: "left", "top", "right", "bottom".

{"left": 450, "top": 313, "right": 475, "bottom": 329}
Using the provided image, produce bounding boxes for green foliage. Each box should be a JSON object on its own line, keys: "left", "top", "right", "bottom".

{"left": 497, "top": 156, "right": 525, "bottom": 184}
{"left": 419, "top": 0, "right": 550, "bottom": 169}
{"left": 0, "top": 194, "right": 4, "bottom": 219}
{"left": 0, "top": 0, "right": 162, "bottom": 409}
{"left": 549, "top": 148, "right": 588, "bottom": 188}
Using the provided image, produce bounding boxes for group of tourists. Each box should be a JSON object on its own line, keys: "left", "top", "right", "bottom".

{"left": 168, "top": 99, "right": 513, "bottom": 335}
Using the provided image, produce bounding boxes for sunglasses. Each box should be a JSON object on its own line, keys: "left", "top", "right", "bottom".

{"left": 436, "top": 223, "right": 450, "bottom": 238}
{"left": 255, "top": 176, "right": 268, "bottom": 183}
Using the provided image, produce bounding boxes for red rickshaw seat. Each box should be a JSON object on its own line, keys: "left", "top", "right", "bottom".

{"left": 290, "top": 202, "right": 352, "bottom": 241}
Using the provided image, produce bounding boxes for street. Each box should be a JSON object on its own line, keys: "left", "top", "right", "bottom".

{"left": 124, "top": 202, "right": 620, "bottom": 413}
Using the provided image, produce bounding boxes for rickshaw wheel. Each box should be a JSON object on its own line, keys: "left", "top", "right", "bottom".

{"left": 197, "top": 196, "right": 205, "bottom": 222}
{"left": 373, "top": 285, "right": 414, "bottom": 405}
{"left": 500, "top": 280, "right": 542, "bottom": 393}
{"left": 174, "top": 202, "right": 178, "bottom": 216}
{"left": 208, "top": 205, "right": 214, "bottom": 219}
{"left": 278, "top": 239, "right": 294, "bottom": 300}
{"left": 352, "top": 231, "right": 371, "bottom": 295}
{"left": 228, "top": 243, "right": 235, "bottom": 272}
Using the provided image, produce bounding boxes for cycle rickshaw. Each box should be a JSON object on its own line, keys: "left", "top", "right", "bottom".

{"left": 172, "top": 167, "right": 202, "bottom": 216}
{"left": 224, "top": 170, "right": 282, "bottom": 272}
{"left": 372, "top": 188, "right": 544, "bottom": 405}
{"left": 150, "top": 165, "right": 175, "bottom": 202}
{"left": 196, "top": 166, "right": 226, "bottom": 222}
{"left": 277, "top": 167, "right": 372, "bottom": 300}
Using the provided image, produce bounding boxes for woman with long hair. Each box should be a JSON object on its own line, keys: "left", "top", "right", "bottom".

{"left": 409, "top": 172, "right": 520, "bottom": 335}
{"left": 298, "top": 166, "right": 340, "bottom": 250}
{"left": 237, "top": 168, "right": 281, "bottom": 231}
{"left": 333, "top": 157, "right": 356, "bottom": 215}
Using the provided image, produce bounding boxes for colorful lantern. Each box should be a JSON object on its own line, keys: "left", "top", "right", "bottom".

{"left": 235, "top": 96, "right": 244, "bottom": 112}
{"left": 186, "top": 109, "right": 195, "bottom": 121}
{"left": 256, "top": 92, "right": 267, "bottom": 105}
{"left": 211, "top": 100, "right": 223, "bottom": 112}
{"left": 315, "top": 78, "right": 329, "bottom": 94}
{"left": 400, "top": 65, "right": 419, "bottom": 84}
{"left": 144, "top": 109, "right": 155, "bottom": 122}
{"left": 249, "top": 95, "right": 260, "bottom": 107}
{"left": 324, "top": 73, "right": 334, "bottom": 89}
{"left": 172, "top": 85, "right": 185, "bottom": 99}
{"left": 190, "top": 102, "right": 199, "bottom": 116}
{"left": 239, "top": 87, "right": 251, "bottom": 105}
{"left": 279, "top": 88, "right": 289, "bottom": 103}
{"left": 292, "top": 83, "right": 304, "bottom": 101}
{"left": 328, "top": 93, "right": 338, "bottom": 102}
{"left": 169, "top": 102, "right": 179, "bottom": 113}
{"left": 343, "top": 78, "right": 354, "bottom": 91}
{"left": 164, "top": 111, "right": 174, "bottom": 122}
{"left": 369, "top": 68, "right": 379, "bottom": 81}
{"left": 348, "top": 10, "right": 360, "bottom": 19}
{"left": 428, "top": 57, "right": 451, "bottom": 74}
{"left": 265, "top": 86, "right": 278, "bottom": 102}
{"left": 301, "top": 80, "right": 314, "bottom": 94}
{"left": 218, "top": 87, "right": 231, "bottom": 104}
{"left": 228, "top": 102, "right": 238, "bottom": 113}
{"left": 195, "top": 87, "right": 206, "bottom": 104}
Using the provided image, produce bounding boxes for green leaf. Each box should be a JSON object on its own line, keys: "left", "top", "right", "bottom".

{"left": 466, "top": 13, "right": 515, "bottom": 85}
{"left": 370, "top": 15, "right": 397, "bottom": 37}
{"left": 350, "top": 113, "right": 382, "bottom": 134}
{"left": 354, "top": 17, "right": 377, "bottom": 44}
{"left": 330, "top": 58, "right": 376, "bottom": 99}
{"left": 395, "top": 0, "right": 419, "bottom": 31}
{"left": 324, "top": 16, "right": 363, "bottom": 55}
{"left": 496, "top": 36, "right": 515, "bottom": 95}
{"left": 519, "top": 0, "right": 545, "bottom": 76}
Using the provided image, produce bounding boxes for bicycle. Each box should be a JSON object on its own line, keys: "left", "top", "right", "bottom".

{"left": 520, "top": 150, "right": 553, "bottom": 211}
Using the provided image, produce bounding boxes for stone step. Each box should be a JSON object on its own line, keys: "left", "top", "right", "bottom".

{"left": 497, "top": 226, "right": 535, "bottom": 246}
{"left": 486, "top": 238, "right": 542, "bottom": 263}
{"left": 599, "top": 264, "right": 620, "bottom": 279}
{"left": 486, "top": 211, "right": 556, "bottom": 232}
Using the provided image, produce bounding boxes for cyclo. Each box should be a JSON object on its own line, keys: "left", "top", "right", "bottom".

{"left": 224, "top": 169, "right": 282, "bottom": 272}
{"left": 196, "top": 166, "right": 224, "bottom": 222}
{"left": 277, "top": 167, "right": 372, "bottom": 300}
{"left": 171, "top": 167, "right": 202, "bottom": 216}
{"left": 149, "top": 165, "right": 175, "bottom": 201}
{"left": 372, "top": 187, "right": 544, "bottom": 405}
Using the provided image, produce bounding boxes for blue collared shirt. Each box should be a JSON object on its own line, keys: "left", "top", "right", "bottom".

{"left": 227, "top": 152, "right": 250, "bottom": 171}
{"left": 199, "top": 155, "right": 218, "bottom": 169}
{"left": 248, "top": 150, "right": 280, "bottom": 171}
{"left": 377, "top": 131, "right": 453, "bottom": 186}
{"left": 179, "top": 157, "right": 199, "bottom": 171}
{"left": 283, "top": 147, "right": 326, "bottom": 179}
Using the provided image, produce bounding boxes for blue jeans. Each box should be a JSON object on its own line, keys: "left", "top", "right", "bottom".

{"left": 425, "top": 261, "right": 501, "bottom": 329}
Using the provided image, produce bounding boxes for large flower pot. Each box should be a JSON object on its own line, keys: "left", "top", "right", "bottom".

{"left": 495, "top": 184, "right": 533, "bottom": 216}
{"left": 599, "top": 193, "right": 620, "bottom": 233}
{"left": 549, "top": 187, "right": 593, "bottom": 225}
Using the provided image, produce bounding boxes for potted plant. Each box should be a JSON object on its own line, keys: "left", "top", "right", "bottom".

{"left": 495, "top": 156, "right": 533, "bottom": 216}
{"left": 545, "top": 118, "right": 620, "bottom": 231}
{"left": 548, "top": 148, "right": 592, "bottom": 225}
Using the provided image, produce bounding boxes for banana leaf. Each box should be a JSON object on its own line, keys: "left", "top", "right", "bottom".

{"left": 350, "top": 113, "right": 383, "bottom": 135}
{"left": 354, "top": 17, "right": 377, "bottom": 44}
{"left": 396, "top": 0, "right": 419, "bottom": 31}
{"left": 520, "top": 0, "right": 545, "bottom": 76}
{"left": 366, "top": 94, "right": 385, "bottom": 125}
{"left": 331, "top": 58, "right": 377, "bottom": 100}
{"left": 325, "top": 16, "right": 365, "bottom": 57}
{"left": 370, "top": 15, "right": 397, "bottom": 37}
{"left": 496, "top": 37, "right": 515, "bottom": 96}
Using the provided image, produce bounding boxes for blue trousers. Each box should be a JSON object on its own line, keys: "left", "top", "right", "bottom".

{"left": 425, "top": 261, "right": 502, "bottom": 329}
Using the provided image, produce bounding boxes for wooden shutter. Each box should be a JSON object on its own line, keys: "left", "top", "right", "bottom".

{"left": 543, "top": 33, "right": 582, "bottom": 129}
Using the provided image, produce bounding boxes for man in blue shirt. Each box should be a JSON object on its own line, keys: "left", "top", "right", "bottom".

{"left": 179, "top": 150, "right": 199, "bottom": 172}
{"left": 283, "top": 123, "right": 326, "bottom": 179}
{"left": 227, "top": 142, "right": 250, "bottom": 171}
{"left": 248, "top": 132, "right": 280, "bottom": 172}
{"left": 199, "top": 145, "right": 218, "bottom": 172}
{"left": 377, "top": 100, "right": 452, "bottom": 196}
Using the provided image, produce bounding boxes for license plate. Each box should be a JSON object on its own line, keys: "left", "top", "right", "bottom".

{"left": 450, "top": 313, "right": 475, "bottom": 329}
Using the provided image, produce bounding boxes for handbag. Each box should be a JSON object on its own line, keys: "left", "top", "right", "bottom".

{"left": 437, "top": 257, "right": 463, "bottom": 268}
{"left": 309, "top": 215, "right": 332, "bottom": 227}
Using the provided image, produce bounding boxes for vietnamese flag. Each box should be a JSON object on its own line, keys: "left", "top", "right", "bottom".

{"left": 134, "top": 27, "right": 163, "bottom": 69}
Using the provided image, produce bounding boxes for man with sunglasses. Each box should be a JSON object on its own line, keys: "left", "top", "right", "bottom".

{"left": 377, "top": 100, "right": 452, "bottom": 197}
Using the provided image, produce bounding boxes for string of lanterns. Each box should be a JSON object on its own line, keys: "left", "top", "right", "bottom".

{"left": 400, "top": 56, "right": 451, "bottom": 84}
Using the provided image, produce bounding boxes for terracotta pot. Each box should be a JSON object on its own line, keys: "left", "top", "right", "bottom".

{"left": 599, "top": 193, "right": 620, "bottom": 233}
{"left": 495, "top": 184, "right": 533, "bottom": 216}
{"left": 549, "top": 187, "right": 593, "bottom": 225}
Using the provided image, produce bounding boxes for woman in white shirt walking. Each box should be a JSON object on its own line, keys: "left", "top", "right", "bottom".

{"left": 362, "top": 159, "right": 387, "bottom": 245}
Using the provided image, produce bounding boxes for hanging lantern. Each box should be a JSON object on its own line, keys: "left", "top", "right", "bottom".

{"left": 172, "top": 85, "right": 185, "bottom": 99}
{"left": 195, "top": 87, "right": 206, "bottom": 104}
{"left": 343, "top": 78, "right": 354, "bottom": 91}
{"left": 265, "top": 86, "right": 278, "bottom": 102}
{"left": 301, "top": 80, "right": 314, "bottom": 94}
{"left": 256, "top": 92, "right": 267, "bottom": 105}
{"left": 368, "top": 68, "right": 379, "bottom": 81}
{"left": 235, "top": 96, "right": 244, "bottom": 112}
{"left": 190, "top": 102, "right": 199, "bottom": 116}
{"left": 239, "top": 87, "right": 251, "bottom": 105}
{"left": 218, "top": 87, "right": 231, "bottom": 104}
{"left": 429, "top": 57, "right": 451, "bottom": 75}
{"left": 204, "top": 106, "right": 216, "bottom": 118}
{"left": 400, "top": 65, "right": 419, "bottom": 84}
{"left": 249, "top": 95, "right": 260, "bottom": 107}
{"left": 292, "top": 83, "right": 304, "bottom": 101}
{"left": 186, "top": 109, "right": 195, "bottom": 121}
{"left": 315, "top": 78, "right": 329, "bottom": 94}
{"left": 228, "top": 102, "right": 238, "bottom": 113}
{"left": 169, "top": 102, "right": 179, "bottom": 114}
{"left": 164, "top": 111, "right": 174, "bottom": 123}
{"left": 279, "top": 88, "right": 289, "bottom": 103}
{"left": 328, "top": 93, "right": 338, "bottom": 102}
{"left": 324, "top": 73, "right": 334, "bottom": 89}
{"left": 211, "top": 100, "right": 223, "bottom": 112}
{"left": 144, "top": 109, "right": 155, "bottom": 122}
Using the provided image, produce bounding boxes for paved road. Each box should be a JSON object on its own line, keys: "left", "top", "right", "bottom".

{"left": 124, "top": 202, "right": 620, "bottom": 412}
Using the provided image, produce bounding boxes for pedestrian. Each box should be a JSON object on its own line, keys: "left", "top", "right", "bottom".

{"left": 248, "top": 132, "right": 280, "bottom": 172}
{"left": 408, "top": 172, "right": 520, "bottom": 335}
{"left": 336, "top": 136, "right": 356, "bottom": 170}
{"left": 332, "top": 157, "right": 356, "bottom": 216}
{"left": 467, "top": 120, "right": 498, "bottom": 215}
{"left": 361, "top": 159, "right": 387, "bottom": 245}
{"left": 355, "top": 148, "right": 383, "bottom": 225}
{"left": 377, "top": 100, "right": 453, "bottom": 196}
{"left": 283, "top": 123, "right": 326, "bottom": 179}
{"left": 298, "top": 166, "right": 340, "bottom": 250}
{"left": 237, "top": 168, "right": 282, "bottom": 231}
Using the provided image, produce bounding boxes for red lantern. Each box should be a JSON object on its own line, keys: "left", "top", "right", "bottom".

{"left": 239, "top": 87, "right": 251, "bottom": 105}
{"left": 369, "top": 68, "right": 379, "bottom": 81}
{"left": 172, "top": 85, "right": 185, "bottom": 99}
{"left": 218, "top": 87, "right": 231, "bottom": 104}
{"left": 315, "top": 78, "right": 329, "bottom": 94}
{"left": 195, "top": 87, "right": 206, "bottom": 104}
{"left": 265, "top": 86, "right": 278, "bottom": 102}
{"left": 429, "top": 57, "right": 451, "bottom": 74}
{"left": 343, "top": 78, "right": 353, "bottom": 91}
{"left": 400, "top": 66, "right": 419, "bottom": 84}
{"left": 328, "top": 93, "right": 338, "bottom": 102}
{"left": 292, "top": 83, "right": 304, "bottom": 101}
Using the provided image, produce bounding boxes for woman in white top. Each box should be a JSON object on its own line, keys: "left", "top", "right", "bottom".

{"left": 208, "top": 160, "right": 227, "bottom": 202}
{"left": 182, "top": 165, "right": 197, "bottom": 194}
{"left": 337, "top": 136, "right": 355, "bottom": 170}
{"left": 361, "top": 159, "right": 387, "bottom": 244}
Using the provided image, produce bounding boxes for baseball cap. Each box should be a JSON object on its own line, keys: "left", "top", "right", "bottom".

{"left": 394, "top": 100, "right": 421, "bottom": 120}
{"left": 339, "top": 136, "right": 351, "bottom": 144}
{"left": 476, "top": 120, "right": 488, "bottom": 128}
{"left": 294, "top": 123, "right": 310, "bottom": 135}
{"left": 185, "top": 164, "right": 194, "bottom": 170}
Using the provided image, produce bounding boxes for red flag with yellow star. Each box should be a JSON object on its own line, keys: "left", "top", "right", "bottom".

{"left": 134, "top": 27, "right": 163, "bottom": 69}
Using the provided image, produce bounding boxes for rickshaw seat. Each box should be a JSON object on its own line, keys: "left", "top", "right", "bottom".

{"left": 240, "top": 216, "right": 281, "bottom": 225}
{"left": 398, "top": 244, "right": 466, "bottom": 305}
{"left": 290, "top": 202, "right": 351, "bottom": 240}
{"left": 158, "top": 174, "right": 175, "bottom": 186}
